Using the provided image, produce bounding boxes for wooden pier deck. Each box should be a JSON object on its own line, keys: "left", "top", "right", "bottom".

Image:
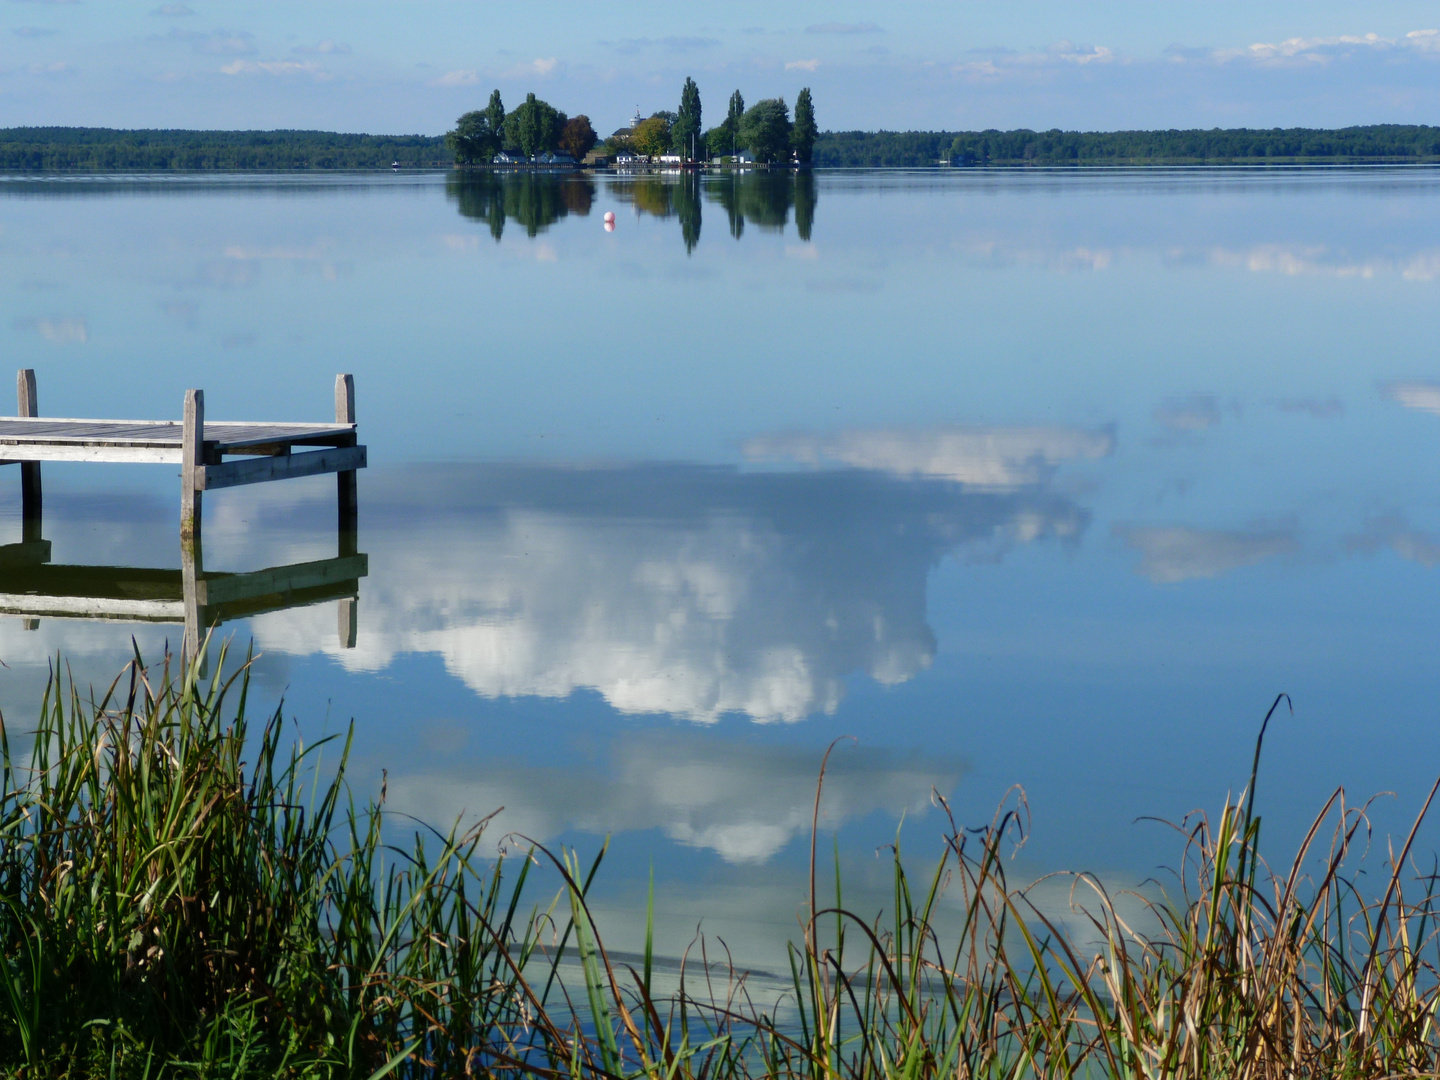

{"left": 0, "top": 370, "right": 368, "bottom": 659}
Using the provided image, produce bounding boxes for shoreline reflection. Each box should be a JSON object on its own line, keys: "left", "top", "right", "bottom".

{"left": 445, "top": 171, "right": 817, "bottom": 250}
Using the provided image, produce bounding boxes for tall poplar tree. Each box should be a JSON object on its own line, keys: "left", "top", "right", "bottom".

{"left": 792, "top": 87, "right": 817, "bottom": 164}
{"left": 725, "top": 90, "right": 745, "bottom": 154}
{"left": 485, "top": 90, "right": 507, "bottom": 149}
{"left": 673, "top": 76, "right": 702, "bottom": 157}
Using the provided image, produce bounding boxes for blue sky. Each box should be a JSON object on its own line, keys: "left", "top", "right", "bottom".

{"left": 3, "top": 2, "right": 1439, "bottom": 134}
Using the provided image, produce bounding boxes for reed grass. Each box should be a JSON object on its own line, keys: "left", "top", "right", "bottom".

{"left": 3, "top": 651, "right": 1440, "bottom": 1079}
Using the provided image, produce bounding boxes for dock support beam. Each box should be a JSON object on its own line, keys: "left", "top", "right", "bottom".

{"left": 181, "top": 389, "right": 203, "bottom": 542}
{"left": 17, "top": 369, "right": 40, "bottom": 542}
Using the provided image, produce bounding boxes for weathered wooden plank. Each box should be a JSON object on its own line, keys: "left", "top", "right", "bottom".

{"left": 196, "top": 445, "right": 366, "bottom": 491}
{"left": 197, "top": 553, "right": 368, "bottom": 606}
{"left": 0, "top": 444, "right": 183, "bottom": 464}
{"left": 0, "top": 416, "right": 354, "bottom": 431}
{"left": 0, "top": 594, "right": 184, "bottom": 620}
{"left": 210, "top": 425, "right": 355, "bottom": 450}
{"left": 0, "top": 419, "right": 354, "bottom": 449}
{"left": 0, "top": 564, "right": 184, "bottom": 600}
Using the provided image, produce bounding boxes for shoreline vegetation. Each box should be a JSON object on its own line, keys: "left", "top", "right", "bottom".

{"left": 6, "top": 652, "right": 1440, "bottom": 1077}
{"left": 2, "top": 122, "right": 1440, "bottom": 172}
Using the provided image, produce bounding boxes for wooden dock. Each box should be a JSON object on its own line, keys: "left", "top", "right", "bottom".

{"left": 0, "top": 370, "right": 368, "bottom": 659}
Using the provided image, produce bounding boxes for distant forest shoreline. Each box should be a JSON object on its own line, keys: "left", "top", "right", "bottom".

{"left": 1, "top": 124, "right": 1438, "bottom": 171}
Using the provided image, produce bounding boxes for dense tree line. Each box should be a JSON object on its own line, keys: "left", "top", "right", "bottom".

{"left": 0, "top": 127, "right": 448, "bottom": 170}
{"left": 12, "top": 119, "right": 1436, "bottom": 172}
{"left": 815, "top": 125, "right": 1440, "bottom": 167}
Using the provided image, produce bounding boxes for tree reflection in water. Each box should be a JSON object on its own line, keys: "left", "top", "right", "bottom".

{"left": 607, "top": 173, "right": 704, "bottom": 253}
{"left": 445, "top": 171, "right": 595, "bottom": 240}
{"left": 706, "top": 171, "right": 816, "bottom": 241}
{"left": 447, "top": 169, "right": 816, "bottom": 249}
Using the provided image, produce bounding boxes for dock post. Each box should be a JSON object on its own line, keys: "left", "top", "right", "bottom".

{"left": 335, "top": 374, "right": 358, "bottom": 648}
{"left": 335, "top": 373, "right": 357, "bottom": 540}
{"left": 17, "top": 369, "right": 41, "bottom": 542}
{"left": 181, "top": 533, "right": 207, "bottom": 674}
{"left": 338, "top": 596, "right": 357, "bottom": 649}
{"left": 181, "top": 389, "right": 204, "bottom": 542}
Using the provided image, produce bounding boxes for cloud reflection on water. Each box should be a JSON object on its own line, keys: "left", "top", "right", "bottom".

{"left": 383, "top": 728, "right": 963, "bottom": 864}
{"left": 1114, "top": 522, "right": 1298, "bottom": 583}
{"left": 253, "top": 460, "right": 1092, "bottom": 722}
{"left": 743, "top": 423, "right": 1114, "bottom": 488}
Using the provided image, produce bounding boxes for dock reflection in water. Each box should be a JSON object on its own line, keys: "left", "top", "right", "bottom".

{"left": 0, "top": 523, "right": 366, "bottom": 661}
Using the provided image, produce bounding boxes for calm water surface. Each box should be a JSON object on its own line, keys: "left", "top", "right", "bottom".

{"left": 2, "top": 167, "right": 1440, "bottom": 967}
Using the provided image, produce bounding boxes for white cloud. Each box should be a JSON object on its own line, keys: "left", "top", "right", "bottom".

{"left": 292, "top": 39, "right": 350, "bottom": 56}
{"left": 744, "top": 424, "right": 1114, "bottom": 488}
{"left": 531, "top": 56, "right": 557, "bottom": 75}
{"left": 1198, "top": 28, "right": 1440, "bottom": 67}
{"left": 785, "top": 58, "right": 820, "bottom": 72}
{"left": 16, "top": 316, "right": 87, "bottom": 342}
{"left": 1046, "top": 40, "right": 1115, "bottom": 64}
{"left": 950, "top": 41, "right": 1116, "bottom": 79}
{"left": 430, "top": 68, "right": 477, "bottom": 87}
{"left": 1381, "top": 381, "right": 1440, "bottom": 416}
{"left": 25, "top": 60, "right": 71, "bottom": 74}
{"left": 1115, "top": 524, "right": 1297, "bottom": 583}
{"left": 220, "top": 59, "right": 327, "bottom": 78}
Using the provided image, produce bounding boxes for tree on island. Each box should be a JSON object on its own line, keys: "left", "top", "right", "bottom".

{"left": 792, "top": 87, "right": 817, "bottom": 164}
{"left": 505, "top": 92, "right": 566, "bottom": 157}
{"left": 702, "top": 90, "right": 744, "bottom": 158}
{"left": 446, "top": 111, "right": 497, "bottom": 165}
{"left": 672, "top": 77, "right": 702, "bottom": 158}
{"left": 740, "top": 98, "right": 792, "bottom": 163}
{"left": 558, "top": 115, "right": 597, "bottom": 161}
{"left": 632, "top": 114, "right": 673, "bottom": 157}
{"left": 445, "top": 90, "right": 505, "bottom": 164}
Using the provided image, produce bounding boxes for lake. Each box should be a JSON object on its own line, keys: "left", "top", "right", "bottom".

{"left": 3, "top": 166, "right": 1440, "bottom": 971}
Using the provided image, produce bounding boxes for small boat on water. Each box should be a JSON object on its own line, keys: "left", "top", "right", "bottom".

{"left": 391, "top": 161, "right": 401, "bottom": 171}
